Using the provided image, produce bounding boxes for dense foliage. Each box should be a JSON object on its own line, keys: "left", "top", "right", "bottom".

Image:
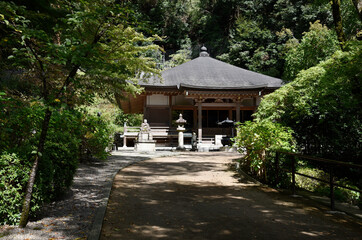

{"left": 114, "top": 110, "right": 143, "bottom": 127}
{"left": 0, "top": 152, "right": 30, "bottom": 225}
{"left": 295, "top": 166, "right": 360, "bottom": 206}
{"left": 217, "top": 18, "right": 287, "bottom": 77}
{"left": 283, "top": 21, "right": 339, "bottom": 81}
{"left": 0, "top": 96, "right": 113, "bottom": 225}
{"left": 129, "top": 0, "right": 361, "bottom": 78}
{"left": 249, "top": 42, "right": 361, "bottom": 204}
{"left": 128, "top": 0, "right": 341, "bottom": 77}
{"left": 233, "top": 120, "right": 295, "bottom": 182}
{"left": 255, "top": 44, "right": 361, "bottom": 162}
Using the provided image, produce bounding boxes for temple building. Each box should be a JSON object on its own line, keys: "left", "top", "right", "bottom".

{"left": 120, "top": 47, "right": 282, "bottom": 146}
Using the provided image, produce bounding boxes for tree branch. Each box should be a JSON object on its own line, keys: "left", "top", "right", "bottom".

{"left": 56, "top": 21, "right": 110, "bottom": 99}
{"left": 24, "top": 39, "right": 49, "bottom": 100}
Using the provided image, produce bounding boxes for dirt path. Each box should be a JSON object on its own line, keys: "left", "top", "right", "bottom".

{"left": 100, "top": 152, "right": 362, "bottom": 240}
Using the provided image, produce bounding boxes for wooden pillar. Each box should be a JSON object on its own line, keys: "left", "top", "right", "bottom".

{"left": 196, "top": 98, "right": 203, "bottom": 143}
{"left": 234, "top": 98, "right": 242, "bottom": 122}
{"left": 253, "top": 97, "right": 257, "bottom": 113}
{"left": 198, "top": 101, "right": 202, "bottom": 143}
{"left": 193, "top": 107, "right": 197, "bottom": 131}
{"left": 236, "top": 101, "right": 241, "bottom": 122}
{"left": 169, "top": 95, "right": 172, "bottom": 127}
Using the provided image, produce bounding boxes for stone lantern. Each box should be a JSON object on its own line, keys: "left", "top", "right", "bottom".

{"left": 176, "top": 114, "right": 187, "bottom": 150}
{"left": 217, "top": 117, "right": 234, "bottom": 146}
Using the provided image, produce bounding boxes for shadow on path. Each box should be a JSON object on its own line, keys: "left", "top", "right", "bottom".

{"left": 101, "top": 152, "right": 362, "bottom": 240}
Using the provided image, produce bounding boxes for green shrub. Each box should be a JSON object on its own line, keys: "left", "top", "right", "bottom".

{"left": 315, "top": 178, "right": 360, "bottom": 205}
{"left": 114, "top": 110, "right": 143, "bottom": 127}
{"left": 0, "top": 100, "right": 114, "bottom": 224}
{"left": 295, "top": 167, "right": 329, "bottom": 191}
{"left": 0, "top": 97, "right": 37, "bottom": 153}
{"left": 40, "top": 109, "right": 82, "bottom": 199}
{"left": 336, "top": 179, "right": 361, "bottom": 205}
{"left": 255, "top": 45, "right": 362, "bottom": 164}
{"left": 296, "top": 167, "right": 361, "bottom": 206}
{"left": 80, "top": 114, "right": 112, "bottom": 161}
{"left": 0, "top": 152, "right": 30, "bottom": 225}
{"left": 233, "top": 120, "right": 295, "bottom": 182}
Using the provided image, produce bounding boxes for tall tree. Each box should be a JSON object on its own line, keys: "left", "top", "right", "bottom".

{"left": 283, "top": 21, "right": 339, "bottom": 81}
{"left": 331, "top": 0, "right": 346, "bottom": 48}
{"left": 204, "top": 0, "right": 333, "bottom": 77}
{"left": 1, "top": 0, "right": 161, "bottom": 227}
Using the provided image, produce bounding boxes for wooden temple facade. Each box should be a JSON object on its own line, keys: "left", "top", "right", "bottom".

{"left": 120, "top": 47, "right": 282, "bottom": 146}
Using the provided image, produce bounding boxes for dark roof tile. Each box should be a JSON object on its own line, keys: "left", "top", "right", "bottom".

{"left": 141, "top": 56, "right": 282, "bottom": 89}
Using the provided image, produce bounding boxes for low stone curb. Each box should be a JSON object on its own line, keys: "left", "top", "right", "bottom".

{"left": 87, "top": 162, "right": 129, "bottom": 240}
{"left": 87, "top": 151, "right": 179, "bottom": 240}
{"left": 87, "top": 160, "right": 142, "bottom": 240}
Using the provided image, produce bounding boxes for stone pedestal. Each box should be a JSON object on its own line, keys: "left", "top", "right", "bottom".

{"left": 134, "top": 119, "right": 156, "bottom": 152}
{"left": 220, "top": 146, "right": 237, "bottom": 152}
{"left": 215, "top": 135, "right": 225, "bottom": 146}
{"left": 134, "top": 140, "right": 156, "bottom": 152}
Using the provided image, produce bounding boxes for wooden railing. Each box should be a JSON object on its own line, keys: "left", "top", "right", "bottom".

{"left": 123, "top": 125, "right": 140, "bottom": 134}
{"left": 119, "top": 124, "right": 194, "bottom": 148}
{"left": 274, "top": 151, "right": 362, "bottom": 210}
{"left": 199, "top": 138, "right": 215, "bottom": 144}
{"left": 123, "top": 124, "right": 196, "bottom": 138}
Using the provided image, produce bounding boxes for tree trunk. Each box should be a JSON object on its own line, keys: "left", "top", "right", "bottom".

{"left": 258, "top": 149, "right": 267, "bottom": 182}
{"left": 19, "top": 108, "right": 52, "bottom": 228}
{"left": 114, "top": 92, "right": 123, "bottom": 110}
{"left": 331, "top": 0, "right": 346, "bottom": 49}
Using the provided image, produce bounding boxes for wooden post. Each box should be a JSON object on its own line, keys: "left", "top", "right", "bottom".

{"left": 123, "top": 122, "right": 127, "bottom": 148}
{"left": 291, "top": 156, "right": 296, "bottom": 195}
{"left": 330, "top": 167, "right": 335, "bottom": 210}
{"left": 275, "top": 151, "right": 279, "bottom": 187}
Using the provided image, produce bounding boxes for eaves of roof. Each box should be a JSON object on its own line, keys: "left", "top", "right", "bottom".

{"left": 140, "top": 55, "right": 283, "bottom": 90}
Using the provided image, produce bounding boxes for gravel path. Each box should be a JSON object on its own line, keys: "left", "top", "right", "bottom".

{"left": 0, "top": 151, "right": 178, "bottom": 240}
